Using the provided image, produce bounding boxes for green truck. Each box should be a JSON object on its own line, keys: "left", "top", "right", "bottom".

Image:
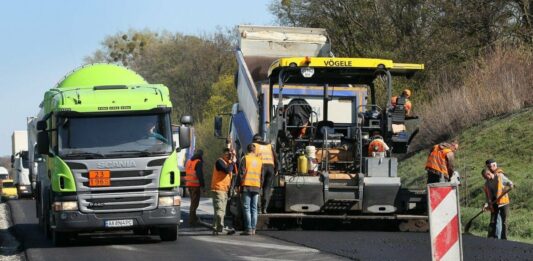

{"left": 35, "top": 64, "right": 191, "bottom": 245}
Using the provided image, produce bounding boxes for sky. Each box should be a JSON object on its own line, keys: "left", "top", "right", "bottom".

{"left": 0, "top": 0, "right": 274, "bottom": 155}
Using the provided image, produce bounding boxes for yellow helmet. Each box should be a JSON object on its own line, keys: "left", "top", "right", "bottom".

{"left": 402, "top": 89, "right": 411, "bottom": 97}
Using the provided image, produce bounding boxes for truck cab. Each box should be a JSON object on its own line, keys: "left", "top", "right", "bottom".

{"left": 12, "top": 151, "right": 32, "bottom": 197}
{"left": 35, "top": 64, "right": 192, "bottom": 245}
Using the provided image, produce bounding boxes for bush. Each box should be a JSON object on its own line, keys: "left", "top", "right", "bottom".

{"left": 412, "top": 46, "right": 533, "bottom": 151}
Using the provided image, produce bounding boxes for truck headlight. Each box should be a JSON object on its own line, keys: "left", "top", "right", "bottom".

{"left": 159, "top": 196, "right": 181, "bottom": 206}
{"left": 19, "top": 185, "right": 28, "bottom": 190}
{"left": 53, "top": 201, "right": 78, "bottom": 211}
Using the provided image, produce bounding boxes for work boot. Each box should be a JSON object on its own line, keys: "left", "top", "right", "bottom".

{"left": 225, "top": 228, "right": 236, "bottom": 235}
{"left": 240, "top": 230, "right": 252, "bottom": 236}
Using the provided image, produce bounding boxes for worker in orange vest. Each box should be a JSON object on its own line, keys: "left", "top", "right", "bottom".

{"left": 184, "top": 150, "right": 205, "bottom": 226}
{"left": 211, "top": 148, "right": 236, "bottom": 235}
{"left": 391, "top": 89, "right": 413, "bottom": 116}
{"left": 367, "top": 132, "right": 389, "bottom": 157}
{"left": 239, "top": 143, "right": 263, "bottom": 235}
{"left": 425, "top": 140, "right": 459, "bottom": 184}
{"left": 482, "top": 159, "right": 514, "bottom": 240}
{"left": 252, "top": 134, "right": 278, "bottom": 214}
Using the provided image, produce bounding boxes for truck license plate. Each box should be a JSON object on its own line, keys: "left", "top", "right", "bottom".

{"left": 105, "top": 219, "right": 134, "bottom": 228}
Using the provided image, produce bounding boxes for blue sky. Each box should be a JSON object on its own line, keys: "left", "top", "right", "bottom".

{"left": 0, "top": 0, "right": 274, "bottom": 155}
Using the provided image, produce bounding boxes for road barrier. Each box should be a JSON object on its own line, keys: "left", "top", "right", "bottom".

{"left": 427, "top": 183, "right": 463, "bottom": 261}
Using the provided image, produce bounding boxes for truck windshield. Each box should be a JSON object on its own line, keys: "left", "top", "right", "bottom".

{"left": 58, "top": 113, "right": 173, "bottom": 158}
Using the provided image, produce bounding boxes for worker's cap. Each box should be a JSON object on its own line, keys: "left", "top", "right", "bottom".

{"left": 194, "top": 149, "right": 204, "bottom": 157}
{"left": 485, "top": 159, "right": 496, "bottom": 165}
{"left": 402, "top": 89, "right": 411, "bottom": 97}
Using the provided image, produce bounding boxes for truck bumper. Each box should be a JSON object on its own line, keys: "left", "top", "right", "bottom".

{"left": 53, "top": 206, "right": 180, "bottom": 232}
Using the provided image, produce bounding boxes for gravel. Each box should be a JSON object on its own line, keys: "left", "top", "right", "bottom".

{"left": 0, "top": 202, "right": 23, "bottom": 261}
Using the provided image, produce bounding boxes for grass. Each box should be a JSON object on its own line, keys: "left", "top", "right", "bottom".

{"left": 398, "top": 107, "right": 533, "bottom": 243}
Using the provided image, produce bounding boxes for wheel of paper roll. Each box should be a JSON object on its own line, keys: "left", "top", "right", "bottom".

{"left": 399, "top": 219, "right": 429, "bottom": 232}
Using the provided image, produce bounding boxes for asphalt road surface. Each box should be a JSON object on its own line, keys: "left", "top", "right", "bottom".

{"left": 7, "top": 199, "right": 533, "bottom": 261}
{"left": 7, "top": 199, "right": 345, "bottom": 261}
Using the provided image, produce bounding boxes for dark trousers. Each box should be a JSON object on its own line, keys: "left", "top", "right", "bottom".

{"left": 188, "top": 187, "right": 201, "bottom": 225}
{"left": 488, "top": 204, "right": 509, "bottom": 240}
{"left": 427, "top": 170, "right": 448, "bottom": 184}
{"left": 261, "top": 164, "right": 276, "bottom": 213}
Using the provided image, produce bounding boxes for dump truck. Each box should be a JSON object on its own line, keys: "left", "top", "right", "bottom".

{"left": 215, "top": 25, "right": 427, "bottom": 231}
{"left": 11, "top": 130, "right": 32, "bottom": 197}
{"left": 35, "top": 64, "right": 192, "bottom": 245}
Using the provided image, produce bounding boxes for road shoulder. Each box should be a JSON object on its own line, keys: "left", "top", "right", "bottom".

{"left": 0, "top": 201, "right": 23, "bottom": 260}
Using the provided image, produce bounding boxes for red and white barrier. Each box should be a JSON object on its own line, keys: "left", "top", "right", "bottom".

{"left": 427, "top": 183, "right": 463, "bottom": 261}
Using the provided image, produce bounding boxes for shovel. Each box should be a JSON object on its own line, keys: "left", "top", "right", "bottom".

{"left": 464, "top": 187, "right": 512, "bottom": 234}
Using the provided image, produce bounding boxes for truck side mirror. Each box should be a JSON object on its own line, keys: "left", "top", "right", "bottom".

{"left": 178, "top": 125, "right": 191, "bottom": 149}
{"left": 37, "top": 132, "right": 50, "bottom": 155}
{"left": 180, "top": 115, "right": 193, "bottom": 125}
{"left": 37, "top": 120, "right": 47, "bottom": 131}
{"left": 214, "top": 116, "right": 223, "bottom": 138}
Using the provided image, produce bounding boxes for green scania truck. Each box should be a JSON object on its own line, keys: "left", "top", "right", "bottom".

{"left": 35, "top": 64, "right": 191, "bottom": 245}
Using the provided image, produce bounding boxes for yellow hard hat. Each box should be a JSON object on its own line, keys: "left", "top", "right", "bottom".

{"left": 402, "top": 89, "right": 411, "bottom": 97}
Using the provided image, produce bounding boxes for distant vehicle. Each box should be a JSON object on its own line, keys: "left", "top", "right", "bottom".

{"left": 1, "top": 179, "right": 18, "bottom": 200}
{"left": 28, "top": 116, "right": 45, "bottom": 194}
{"left": 11, "top": 131, "right": 32, "bottom": 198}
{"left": 0, "top": 167, "right": 9, "bottom": 180}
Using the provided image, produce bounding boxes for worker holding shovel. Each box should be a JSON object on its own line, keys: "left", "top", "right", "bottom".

{"left": 481, "top": 159, "right": 514, "bottom": 240}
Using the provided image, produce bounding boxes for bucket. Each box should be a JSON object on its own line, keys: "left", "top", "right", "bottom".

{"left": 305, "top": 146, "right": 318, "bottom": 174}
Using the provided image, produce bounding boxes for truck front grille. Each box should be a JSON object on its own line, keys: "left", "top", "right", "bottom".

{"left": 78, "top": 192, "right": 157, "bottom": 213}
{"left": 65, "top": 157, "right": 167, "bottom": 214}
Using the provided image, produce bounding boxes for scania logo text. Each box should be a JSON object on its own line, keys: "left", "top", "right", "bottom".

{"left": 97, "top": 160, "right": 137, "bottom": 169}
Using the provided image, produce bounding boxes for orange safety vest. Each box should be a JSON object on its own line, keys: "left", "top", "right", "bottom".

{"left": 483, "top": 175, "right": 510, "bottom": 207}
{"left": 241, "top": 154, "right": 262, "bottom": 188}
{"left": 185, "top": 159, "right": 201, "bottom": 187}
{"left": 253, "top": 143, "right": 274, "bottom": 165}
{"left": 211, "top": 158, "right": 233, "bottom": 192}
{"left": 391, "top": 96, "right": 412, "bottom": 112}
{"left": 425, "top": 145, "right": 452, "bottom": 177}
{"left": 368, "top": 139, "right": 387, "bottom": 156}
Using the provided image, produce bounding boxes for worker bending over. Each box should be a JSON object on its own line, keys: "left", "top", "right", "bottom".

{"left": 425, "top": 140, "right": 459, "bottom": 184}
{"left": 368, "top": 132, "right": 389, "bottom": 157}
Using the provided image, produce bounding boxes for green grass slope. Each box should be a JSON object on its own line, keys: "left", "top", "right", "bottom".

{"left": 398, "top": 107, "right": 533, "bottom": 243}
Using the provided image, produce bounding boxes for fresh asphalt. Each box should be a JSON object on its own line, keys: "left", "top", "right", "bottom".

{"left": 7, "top": 199, "right": 345, "bottom": 261}
{"left": 7, "top": 198, "right": 533, "bottom": 260}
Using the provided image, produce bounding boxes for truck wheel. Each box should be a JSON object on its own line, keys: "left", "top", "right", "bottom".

{"left": 43, "top": 210, "right": 52, "bottom": 239}
{"left": 52, "top": 230, "right": 70, "bottom": 246}
{"left": 159, "top": 226, "right": 178, "bottom": 241}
